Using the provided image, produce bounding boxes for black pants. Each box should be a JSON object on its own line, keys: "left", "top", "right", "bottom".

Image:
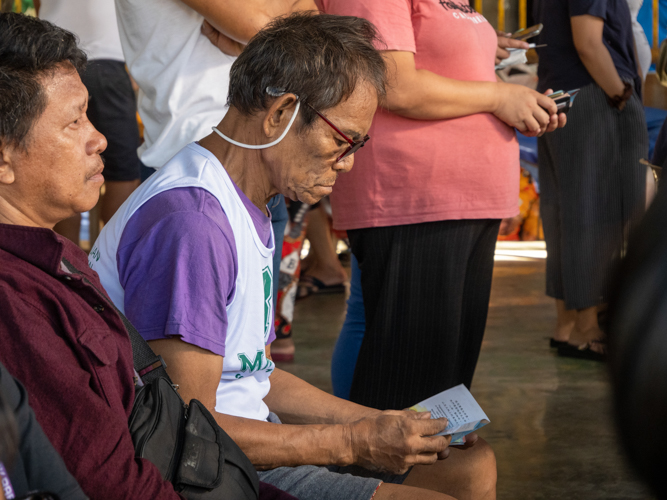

{"left": 347, "top": 219, "right": 500, "bottom": 410}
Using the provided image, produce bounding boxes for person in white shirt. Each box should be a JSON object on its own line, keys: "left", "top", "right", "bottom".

{"left": 91, "top": 14, "right": 498, "bottom": 500}
{"left": 114, "top": 0, "right": 317, "bottom": 172}
{"left": 626, "top": 0, "right": 652, "bottom": 83}
{"left": 114, "top": 0, "right": 318, "bottom": 362}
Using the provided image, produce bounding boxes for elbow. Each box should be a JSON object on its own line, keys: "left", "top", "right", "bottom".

{"left": 574, "top": 39, "right": 603, "bottom": 62}
{"left": 383, "top": 91, "right": 417, "bottom": 117}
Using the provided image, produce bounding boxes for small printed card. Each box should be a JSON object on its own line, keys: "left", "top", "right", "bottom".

{"left": 410, "top": 384, "right": 490, "bottom": 446}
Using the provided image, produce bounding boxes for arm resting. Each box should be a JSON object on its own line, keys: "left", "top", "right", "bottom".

{"left": 382, "top": 50, "right": 501, "bottom": 120}
{"left": 382, "top": 50, "right": 559, "bottom": 135}
{"left": 149, "top": 339, "right": 356, "bottom": 470}
{"left": 180, "top": 0, "right": 318, "bottom": 44}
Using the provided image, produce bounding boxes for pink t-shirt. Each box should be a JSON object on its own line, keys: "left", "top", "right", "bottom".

{"left": 323, "top": 0, "right": 520, "bottom": 230}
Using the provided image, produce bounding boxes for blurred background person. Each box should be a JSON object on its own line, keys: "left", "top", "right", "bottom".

{"left": 36, "top": 0, "right": 143, "bottom": 244}
{"left": 323, "top": 0, "right": 565, "bottom": 410}
{"left": 627, "top": 0, "right": 652, "bottom": 84}
{"left": 608, "top": 178, "right": 667, "bottom": 500}
{"left": 534, "top": 0, "right": 647, "bottom": 361}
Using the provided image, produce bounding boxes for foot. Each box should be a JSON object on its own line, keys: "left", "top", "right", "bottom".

{"left": 553, "top": 299, "right": 576, "bottom": 342}
{"left": 302, "top": 263, "right": 348, "bottom": 288}
{"left": 567, "top": 326, "right": 606, "bottom": 355}
{"left": 553, "top": 321, "right": 574, "bottom": 343}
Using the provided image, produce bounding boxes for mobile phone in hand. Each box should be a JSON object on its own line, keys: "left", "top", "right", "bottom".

{"left": 547, "top": 89, "right": 580, "bottom": 114}
{"left": 511, "top": 23, "right": 543, "bottom": 41}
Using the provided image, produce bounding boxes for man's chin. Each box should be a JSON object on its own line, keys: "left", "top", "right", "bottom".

{"left": 77, "top": 192, "right": 102, "bottom": 215}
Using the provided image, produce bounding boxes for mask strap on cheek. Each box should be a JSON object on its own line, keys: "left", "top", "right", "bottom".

{"left": 212, "top": 99, "right": 301, "bottom": 150}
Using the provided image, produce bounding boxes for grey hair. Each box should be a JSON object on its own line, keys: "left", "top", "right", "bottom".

{"left": 227, "top": 12, "right": 387, "bottom": 129}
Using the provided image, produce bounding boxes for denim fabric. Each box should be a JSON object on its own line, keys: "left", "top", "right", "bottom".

{"left": 268, "top": 195, "right": 289, "bottom": 307}
{"left": 331, "top": 254, "right": 365, "bottom": 400}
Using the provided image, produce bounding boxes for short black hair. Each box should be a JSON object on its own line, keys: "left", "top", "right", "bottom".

{"left": 228, "top": 12, "right": 387, "bottom": 129}
{"left": 608, "top": 184, "right": 667, "bottom": 499}
{"left": 0, "top": 12, "right": 87, "bottom": 150}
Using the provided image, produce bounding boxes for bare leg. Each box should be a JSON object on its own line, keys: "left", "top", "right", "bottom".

{"left": 402, "top": 438, "right": 497, "bottom": 500}
{"left": 53, "top": 214, "right": 81, "bottom": 245}
{"left": 101, "top": 179, "right": 140, "bottom": 224}
{"left": 374, "top": 484, "right": 457, "bottom": 500}
{"left": 301, "top": 205, "right": 347, "bottom": 286}
{"left": 554, "top": 299, "right": 576, "bottom": 342}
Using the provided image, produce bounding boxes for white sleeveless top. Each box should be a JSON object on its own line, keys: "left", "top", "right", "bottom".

{"left": 90, "top": 143, "right": 275, "bottom": 421}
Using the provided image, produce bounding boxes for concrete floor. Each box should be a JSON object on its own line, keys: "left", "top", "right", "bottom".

{"left": 277, "top": 251, "right": 651, "bottom": 500}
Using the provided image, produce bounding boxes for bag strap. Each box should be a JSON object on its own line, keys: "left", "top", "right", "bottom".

{"left": 61, "top": 258, "right": 171, "bottom": 385}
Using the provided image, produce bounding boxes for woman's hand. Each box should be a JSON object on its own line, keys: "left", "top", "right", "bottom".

{"left": 493, "top": 84, "right": 565, "bottom": 137}
{"left": 495, "top": 32, "right": 530, "bottom": 65}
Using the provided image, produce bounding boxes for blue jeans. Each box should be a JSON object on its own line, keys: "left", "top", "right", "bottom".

{"left": 331, "top": 254, "right": 365, "bottom": 400}
{"left": 269, "top": 195, "right": 288, "bottom": 307}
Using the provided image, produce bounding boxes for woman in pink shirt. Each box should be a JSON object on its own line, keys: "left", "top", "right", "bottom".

{"left": 323, "top": 0, "right": 566, "bottom": 409}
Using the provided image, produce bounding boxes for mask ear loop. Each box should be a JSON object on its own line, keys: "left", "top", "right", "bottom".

{"left": 212, "top": 89, "right": 300, "bottom": 149}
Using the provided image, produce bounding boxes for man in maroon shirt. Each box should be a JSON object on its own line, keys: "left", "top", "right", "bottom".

{"left": 0, "top": 12, "right": 182, "bottom": 499}
{"left": 0, "top": 12, "right": 292, "bottom": 500}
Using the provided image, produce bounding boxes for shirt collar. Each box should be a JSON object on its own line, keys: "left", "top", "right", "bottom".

{"left": 0, "top": 223, "right": 90, "bottom": 277}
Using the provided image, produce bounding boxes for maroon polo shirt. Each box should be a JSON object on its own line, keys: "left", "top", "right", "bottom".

{"left": 0, "top": 223, "right": 181, "bottom": 499}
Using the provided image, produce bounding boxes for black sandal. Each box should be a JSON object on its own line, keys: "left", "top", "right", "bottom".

{"left": 557, "top": 339, "right": 606, "bottom": 362}
{"left": 550, "top": 338, "right": 569, "bottom": 348}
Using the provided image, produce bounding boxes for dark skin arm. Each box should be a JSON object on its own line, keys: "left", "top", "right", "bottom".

{"left": 571, "top": 15, "right": 626, "bottom": 100}
{"left": 148, "top": 338, "right": 451, "bottom": 473}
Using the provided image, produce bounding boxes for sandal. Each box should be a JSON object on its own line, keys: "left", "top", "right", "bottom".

{"left": 296, "top": 275, "right": 346, "bottom": 299}
{"left": 549, "top": 338, "right": 569, "bottom": 348}
{"left": 557, "top": 339, "right": 606, "bottom": 362}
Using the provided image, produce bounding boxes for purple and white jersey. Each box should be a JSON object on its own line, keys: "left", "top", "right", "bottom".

{"left": 91, "top": 143, "right": 276, "bottom": 421}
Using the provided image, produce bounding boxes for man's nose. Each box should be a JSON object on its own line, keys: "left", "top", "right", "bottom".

{"left": 334, "top": 155, "right": 354, "bottom": 173}
{"left": 87, "top": 126, "right": 108, "bottom": 156}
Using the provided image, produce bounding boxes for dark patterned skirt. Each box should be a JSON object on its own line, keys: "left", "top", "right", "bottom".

{"left": 538, "top": 82, "right": 648, "bottom": 310}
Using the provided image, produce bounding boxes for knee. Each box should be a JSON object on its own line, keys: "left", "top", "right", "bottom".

{"left": 467, "top": 438, "right": 497, "bottom": 499}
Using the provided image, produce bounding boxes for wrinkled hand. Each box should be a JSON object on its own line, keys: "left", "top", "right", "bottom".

{"left": 494, "top": 84, "right": 565, "bottom": 137}
{"left": 348, "top": 410, "right": 451, "bottom": 475}
{"left": 201, "top": 20, "right": 245, "bottom": 57}
{"left": 496, "top": 32, "right": 530, "bottom": 65}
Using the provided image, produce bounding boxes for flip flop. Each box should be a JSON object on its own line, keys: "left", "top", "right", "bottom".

{"left": 557, "top": 339, "right": 606, "bottom": 362}
{"left": 550, "top": 338, "right": 569, "bottom": 348}
{"left": 296, "top": 275, "right": 346, "bottom": 299}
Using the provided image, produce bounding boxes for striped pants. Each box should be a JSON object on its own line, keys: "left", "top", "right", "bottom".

{"left": 347, "top": 219, "right": 500, "bottom": 411}
{"left": 538, "top": 83, "right": 648, "bottom": 310}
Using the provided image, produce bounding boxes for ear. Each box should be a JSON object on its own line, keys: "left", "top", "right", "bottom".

{"left": 0, "top": 143, "right": 16, "bottom": 186}
{"left": 263, "top": 94, "right": 299, "bottom": 139}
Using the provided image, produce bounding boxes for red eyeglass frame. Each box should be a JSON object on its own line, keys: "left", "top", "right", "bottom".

{"left": 306, "top": 103, "right": 370, "bottom": 162}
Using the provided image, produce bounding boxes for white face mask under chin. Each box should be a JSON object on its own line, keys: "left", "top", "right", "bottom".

{"left": 212, "top": 100, "right": 301, "bottom": 150}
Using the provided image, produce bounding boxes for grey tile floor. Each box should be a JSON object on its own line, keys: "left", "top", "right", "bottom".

{"left": 278, "top": 258, "right": 651, "bottom": 500}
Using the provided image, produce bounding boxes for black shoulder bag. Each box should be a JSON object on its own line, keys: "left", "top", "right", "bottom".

{"left": 62, "top": 259, "right": 259, "bottom": 500}
{"left": 127, "top": 321, "right": 259, "bottom": 499}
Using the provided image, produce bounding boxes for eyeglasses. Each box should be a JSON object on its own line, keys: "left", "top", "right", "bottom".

{"left": 306, "top": 103, "right": 370, "bottom": 163}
